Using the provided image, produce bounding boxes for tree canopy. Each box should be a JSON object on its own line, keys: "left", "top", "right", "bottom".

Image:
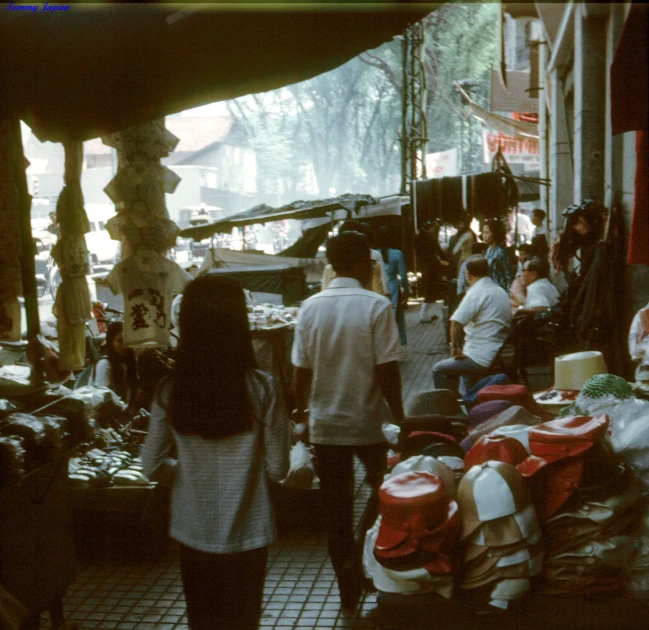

{"left": 225, "top": 3, "right": 498, "bottom": 204}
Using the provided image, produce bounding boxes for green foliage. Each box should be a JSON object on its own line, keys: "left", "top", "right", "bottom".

{"left": 225, "top": 3, "right": 498, "bottom": 203}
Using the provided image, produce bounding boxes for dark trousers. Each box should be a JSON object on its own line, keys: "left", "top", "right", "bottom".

{"left": 179, "top": 543, "right": 268, "bottom": 630}
{"left": 312, "top": 442, "right": 388, "bottom": 587}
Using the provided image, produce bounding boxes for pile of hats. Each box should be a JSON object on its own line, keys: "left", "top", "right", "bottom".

{"left": 457, "top": 461, "right": 543, "bottom": 611}
{"left": 540, "top": 464, "right": 647, "bottom": 595}
{"left": 460, "top": 384, "right": 547, "bottom": 452}
{"left": 517, "top": 415, "right": 610, "bottom": 522}
{"left": 364, "top": 457, "right": 461, "bottom": 597}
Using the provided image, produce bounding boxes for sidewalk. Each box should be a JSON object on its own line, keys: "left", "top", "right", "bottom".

{"left": 39, "top": 305, "right": 452, "bottom": 630}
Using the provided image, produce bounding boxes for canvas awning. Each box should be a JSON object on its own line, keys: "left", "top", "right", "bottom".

{"left": 458, "top": 86, "right": 539, "bottom": 139}
{"left": 0, "top": 3, "right": 433, "bottom": 142}
{"left": 179, "top": 193, "right": 377, "bottom": 241}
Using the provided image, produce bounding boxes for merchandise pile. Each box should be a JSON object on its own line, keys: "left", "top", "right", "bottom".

{"left": 364, "top": 378, "right": 649, "bottom": 616}
{"left": 247, "top": 304, "right": 298, "bottom": 330}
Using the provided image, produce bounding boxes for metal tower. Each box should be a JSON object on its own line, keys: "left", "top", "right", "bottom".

{"left": 400, "top": 21, "right": 428, "bottom": 195}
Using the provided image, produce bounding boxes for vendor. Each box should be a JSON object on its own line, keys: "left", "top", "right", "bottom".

{"left": 514, "top": 257, "right": 560, "bottom": 316}
{"left": 92, "top": 321, "right": 139, "bottom": 406}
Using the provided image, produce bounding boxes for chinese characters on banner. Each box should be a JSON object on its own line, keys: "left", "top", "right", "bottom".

{"left": 424, "top": 148, "right": 459, "bottom": 179}
{"left": 483, "top": 130, "right": 540, "bottom": 171}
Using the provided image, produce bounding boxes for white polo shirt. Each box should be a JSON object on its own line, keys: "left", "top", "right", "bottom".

{"left": 525, "top": 278, "right": 560, "bottom": 310}
{"left": 451, "top": 276, "right": 512, "bottom": 368}
{"left": 291, "top": 277, "right": 403, "bottom": 445}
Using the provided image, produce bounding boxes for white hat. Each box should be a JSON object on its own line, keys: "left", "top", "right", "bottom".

{"left": 388, "top": 455, "right": 456, "bottom": 497}
{"left": 534, "top": 351, "right": 608, "bottom": 411}
{"left": 457, "top": 462, "right": 530, "bottom": 539}
{"left": 490, "top": 424, "right": 534, "bottom": 453}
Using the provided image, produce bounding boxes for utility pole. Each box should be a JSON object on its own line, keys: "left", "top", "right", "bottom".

{"left": 400, "top": 21, "right": 428, "bottom": 195}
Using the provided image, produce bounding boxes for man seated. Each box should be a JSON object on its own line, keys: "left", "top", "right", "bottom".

{"left": 515, "top": 257, "right": 560, "bottom": 316}
{"left": 433, "top": 255, "right": 512, "bottom": 395}
{"left": 509, "top": 244, "right": 534, "bottom": 312}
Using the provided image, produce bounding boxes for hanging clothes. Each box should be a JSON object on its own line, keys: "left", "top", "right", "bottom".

{"left": 440, "top": 176, "right": 464, "bottom": 224}
{"left": 106, "top": 205, "right": 179, "bottom": 259}
{"left": 106, "top": 250, "right": 192, "bottom": 348}
{"left": 415, "top": 179, "right": 435, "bottom": 228}
{"left": 467, "top": 173, "right": 506, "bottom": 221}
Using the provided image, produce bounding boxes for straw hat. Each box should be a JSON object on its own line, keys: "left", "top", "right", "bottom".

{"left": 533, "top": 351, "right": 608, "bottom": 412}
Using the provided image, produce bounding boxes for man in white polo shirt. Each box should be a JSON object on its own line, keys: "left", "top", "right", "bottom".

{"left": 516, "top": 256, "right": 560, "bottom": 315}
{"left": 292, "top": 231, "right": 405, "bottom": 610}
{"left": 433, "top": 255, "right": 512, "bottom": 394}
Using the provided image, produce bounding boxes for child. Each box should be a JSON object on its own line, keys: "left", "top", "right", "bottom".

{"left": 531, "top": 209, "right": 549, "bottom": 258}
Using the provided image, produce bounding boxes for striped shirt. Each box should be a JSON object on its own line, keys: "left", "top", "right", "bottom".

{"left": 142, "top": 370, "right": 290, "bottom": 554}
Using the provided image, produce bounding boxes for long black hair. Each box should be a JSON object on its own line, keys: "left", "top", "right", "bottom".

{"left": 170, "top": 275, "right": 257, "bottom": 439}
{"left": 105, "top": 321, "right": 138, "bottom": 401}
{"left": 484, "top": 218, "right": 507, "bottom": 246}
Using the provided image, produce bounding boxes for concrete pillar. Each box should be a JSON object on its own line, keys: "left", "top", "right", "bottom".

{"left": 538, "top": 40, "right": 549, "bottom": 220}
{"left": 573, "top": 3, "right": 607, "bottom": 203}
{"left": 549, "top": 68, "right": 573, "bottom": 240}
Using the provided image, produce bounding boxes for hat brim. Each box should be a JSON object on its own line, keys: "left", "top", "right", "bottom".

{"left": 374, "top": 526, "right": 414, "bottom": 558}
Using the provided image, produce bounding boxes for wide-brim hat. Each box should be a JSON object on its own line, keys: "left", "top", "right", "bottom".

{"left": 407, "top": 389, "right": 467, "bottom": 420}
{"left": 401, "top": 415, "right": 467, "bottom": 443}
{"left": 469, "top": 400, "right": 514, "bottom": 429}
{"left": 464, "top": 435, "right": 528, "bottom": 471}
{"left": 469, "top": 406, "right": 542, "bottom": 444}
{"left": 458, "top": 462, "right": 531, "bottom": 540}
{"left": 517, "top": 415, "right": 609, "bottom": 476}
{"left": 388, "top": 455, "right": 457, "bottom": 497}
{"left": 525, "top": 457, "right": 586, "bottom": 521}
{"left": 402, "top": 431, "right": 465, "bottom": 460}
{"left": 462, "top": 550, "right": 543, "bottom": 590}
{"left": 375, "top": 472, "right": 461, "bottom": 559}
{"left": 477, "top": 384, "right": 549, "bottom": 419}
{"left": 533, "top": 351, "right": 609, "bottom": 411}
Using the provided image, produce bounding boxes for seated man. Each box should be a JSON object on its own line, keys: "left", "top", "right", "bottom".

{"left": 515, "top": 256, "right": 560, "bottom": 316}
{"left": 433, "top": 255, "right": 512, "bottom": 395}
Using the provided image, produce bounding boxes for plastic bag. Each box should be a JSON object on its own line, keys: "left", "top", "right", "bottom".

{"left": 282, "top": 442, "right": 315, "bottom": 489}
{"left": 382, "top": 423, "right": 401, "bottom": 446}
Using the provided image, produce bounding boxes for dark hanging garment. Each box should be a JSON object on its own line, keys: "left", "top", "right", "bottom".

{"left": 440, "top": 176, "right": 464, "bottom": 224}
{"left": 415, "top": 179, "right": 434, "bottom": 228}
{"left": 627, "top": 130, "right": 649, "bottom": 265}
{"left": 470, "top": 172, "right": 505, "bottom": 221}
{"left": 610, "top": 4, "right": 648, "bottom": 136}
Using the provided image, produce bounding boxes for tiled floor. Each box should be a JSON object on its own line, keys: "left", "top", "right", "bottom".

{"left": 36, "top": 303, "right": 551, "bottom": 629}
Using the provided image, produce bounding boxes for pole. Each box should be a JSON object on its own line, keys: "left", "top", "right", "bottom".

{"left": 12, "top": 121, "right": 44, "bottom": 383}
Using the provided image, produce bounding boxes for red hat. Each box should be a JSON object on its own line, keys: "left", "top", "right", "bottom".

{"left": 526, "top": 458, "right": 586, "bottom": 521}
{"left": 464, "top": 435, "right": 529, "bottom": 472}
{"left": 477, "top": 384, "right": 551, "bottom": 419}
{"left": 375, "top": 471, "right": 461, "bottom": 562}
{"left": 517, "top": 415, "right": 609, "bottom": 477}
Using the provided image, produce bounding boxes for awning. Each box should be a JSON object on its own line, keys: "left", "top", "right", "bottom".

{"left": 0, "top": 4, "right": 433, "bottom": 142}
{"left": 458, "top": 86, "right": 539, "bottom": 139}
{"left": 179, "top": 193, "right": 377, "bottom": 241}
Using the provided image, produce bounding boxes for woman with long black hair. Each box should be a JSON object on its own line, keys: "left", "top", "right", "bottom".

{"left": 483, "top": 218, "right": 514, "bottom": 292}
{"left": 142, "top": 276, "right": 290, "bottom": 630}
{"left": 92, "top": 321, "right": 139, "bottom": 405}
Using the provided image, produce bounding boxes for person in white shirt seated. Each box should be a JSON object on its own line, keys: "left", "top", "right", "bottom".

{"left": 433, "top": 255, "right": 512, "bottom": 395}
{"left": 531, "top": 208, "right": 549, "bottom": 258}
{"left": 515, "top": 257, "right": 560, "bottom": 316}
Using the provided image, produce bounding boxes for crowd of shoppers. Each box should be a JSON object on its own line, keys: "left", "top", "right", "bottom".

{"left": 135, "top": 207, "right": 562, "bottom": 628}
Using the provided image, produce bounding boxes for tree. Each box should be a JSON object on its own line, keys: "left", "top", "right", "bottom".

{"left": 224, "top": 3, "right": 498, "bottom": 205}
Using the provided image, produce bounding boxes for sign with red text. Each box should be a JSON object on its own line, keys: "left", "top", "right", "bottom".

{"left": 483, "top": 130, "right": 540, "bottom": 171}
{"left": 425, "top": 148, "right": 458, "bottom": 178}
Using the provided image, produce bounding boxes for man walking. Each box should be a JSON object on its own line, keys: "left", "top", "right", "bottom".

{"left": 432, "top": 255, "right": 512, "bottom": 394}
{"left": 292, "top": 231, "right": 405, "bottom": 610}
